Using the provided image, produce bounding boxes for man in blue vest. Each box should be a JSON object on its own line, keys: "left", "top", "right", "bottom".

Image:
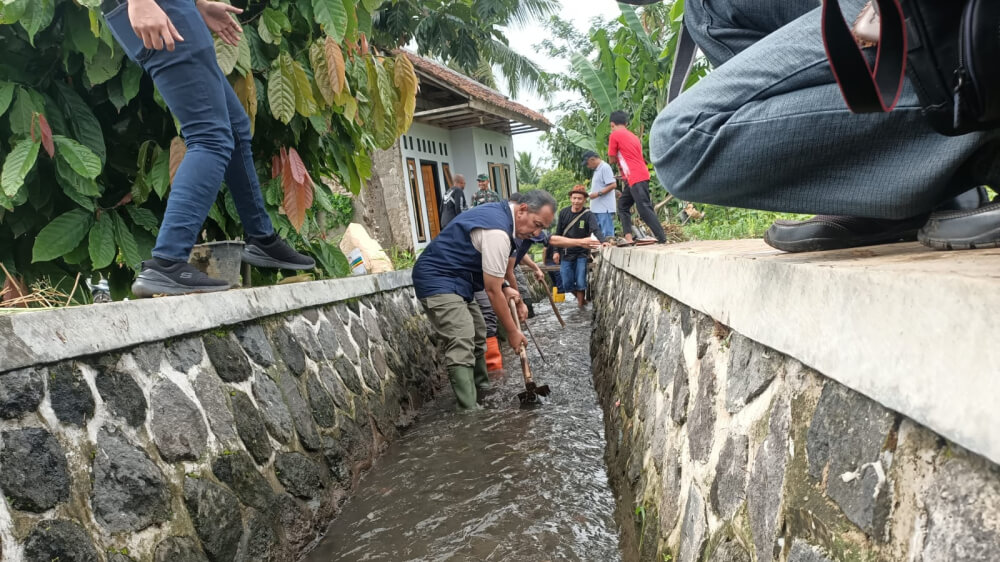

{"left": 413, "top": 191, "right": 558, "bottom": 410}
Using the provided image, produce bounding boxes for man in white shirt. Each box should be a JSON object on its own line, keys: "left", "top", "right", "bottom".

{"left": 584, "top": 151, "right": 617, "bottom": 240}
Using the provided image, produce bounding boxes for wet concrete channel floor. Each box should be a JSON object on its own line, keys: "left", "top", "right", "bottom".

{"left": 302, "top": 301, "right": 621, "bottom": 561}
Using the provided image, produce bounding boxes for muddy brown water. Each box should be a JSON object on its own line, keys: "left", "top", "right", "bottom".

{"left": 302, "top": 302, "right": 621, "bottom": 562}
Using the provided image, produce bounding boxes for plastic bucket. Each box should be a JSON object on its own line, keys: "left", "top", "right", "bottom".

{"left": 552, "top": 286, "right": 565, "bottom": 303}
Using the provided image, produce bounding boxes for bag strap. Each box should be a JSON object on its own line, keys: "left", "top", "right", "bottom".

{"left": 821, "top": 0, "right": 908, "bottom": 113}
{"left": 562, "top": 209, "right": 591, "bottom": 237}
{"left": 668, "top": 22, "right": 699, "bottom": 103}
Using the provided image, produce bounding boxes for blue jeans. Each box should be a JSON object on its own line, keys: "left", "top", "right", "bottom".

{"left": 650, "top": 0, "right": 998, "bottom": 219}
{"left": 105, "top": 0, "right": 273, "bottom": 262}
{"left": 559, "top": 256, "right": 588, "bottom": 293}
{"left": 594, "top": 212, "right": 615, "bottom": 240}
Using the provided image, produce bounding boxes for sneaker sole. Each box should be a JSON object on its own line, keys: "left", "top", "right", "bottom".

{"left": 918, "top": 226, "right": 1000, "bottom": 251}
{"left": 242, "top": 247, "right": 316, "bottom": 270}
{"left": 764, "top": 230, "right": 919, "bottom": 253}
{"left": 131, "top": 277, "right": 230, "bottom": 299}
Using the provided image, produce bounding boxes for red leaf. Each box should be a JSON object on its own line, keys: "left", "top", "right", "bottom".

{"left": 272, "top": 154, "right": 281, "bottom": 179}
{"left": 360, "top": 33, "right": 369, "bottom": 55}
{"left": 37, "top": 114, "right": 54, "bottom": 158}
{"left": 287, "top": 147, "right": 307, "bottom": 184}
{"left": 282, "top": 169, "right": 313, "bottom": 233}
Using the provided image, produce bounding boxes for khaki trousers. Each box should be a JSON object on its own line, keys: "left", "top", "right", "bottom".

{"left": 421, "top": 294, "right": 487, "bottom": 368}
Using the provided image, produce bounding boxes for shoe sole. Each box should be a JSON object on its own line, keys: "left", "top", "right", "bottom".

{"left": 918, "top": 226, "right": 1000, "bottom": 251}
{"left": 764, "top": 229, "right": 919, "bottom": 253}
{"left": 131, "top": 277, "right": 230, "bottom": 299}
{"left": 242, "top": 246, "right": 316, "bottom": 270}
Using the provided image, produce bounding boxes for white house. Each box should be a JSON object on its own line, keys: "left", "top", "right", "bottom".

{"left": 356, "top": 50, "right": 552, "bottom": 252}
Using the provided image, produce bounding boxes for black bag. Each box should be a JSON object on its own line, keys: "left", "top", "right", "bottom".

{"left": 822, "top": 0, "right": 1000, "bottom": 136}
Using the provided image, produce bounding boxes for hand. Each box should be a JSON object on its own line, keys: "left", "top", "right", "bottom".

{"left": 532, "top": 269, "right": 544, "bottom": 283}
{"left": 509, "top": 330, "right": 528, "bottom": 353}
{"left": 517, "top": 301, "right": 528, "bottom": 323}
{"left": 579, "top": 238, "right": 601, "bottom": 249}
{"left": 589, "top": 192, "right": 599, "bottom": 199}
{"left": 129, "top": 0, "right": 184, "bottom": 51}
{"left": 197, "top": 0, "right": 244, "bottom": 46}
{"left": 553, "top": 253, "right": 560, "bottom": 265}
{"left": 503, "top": 287, "right": 520, "bottom": 304}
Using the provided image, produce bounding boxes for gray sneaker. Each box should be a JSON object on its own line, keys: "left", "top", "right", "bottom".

{"left": 131, "top": 260, "right": 230, "bottom": 298}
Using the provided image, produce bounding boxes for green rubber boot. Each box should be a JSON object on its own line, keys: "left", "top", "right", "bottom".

{"left": 474, "top": 355, "right": 491, "bottom": 403}
{"left": 447, "top": 365, "right": 479, "bottom": 410}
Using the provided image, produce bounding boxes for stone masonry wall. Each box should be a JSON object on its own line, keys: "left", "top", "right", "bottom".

{"left": 0, "top": 286, "right": 444, "bottom": 561}
{"left": 590, "top": 262, "right": 1000, "bottom": 562}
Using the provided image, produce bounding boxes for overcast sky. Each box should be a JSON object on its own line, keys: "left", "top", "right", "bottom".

{"left": 499, "top": 1, "right": 622, "bottom": 168}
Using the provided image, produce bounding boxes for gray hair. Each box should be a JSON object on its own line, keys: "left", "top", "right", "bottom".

{"left": 516, "top": 189, "right": 556, "bottom": 213}
{"left": 453, "top": 173, "right": 465, "bottom": 184}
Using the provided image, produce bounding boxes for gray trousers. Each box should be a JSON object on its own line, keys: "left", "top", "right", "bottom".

{"left": 650, "top": 0, "right": 998, "bottom": 219}
{"left": 473, "top": 290, "right": 497, "bottom": 338}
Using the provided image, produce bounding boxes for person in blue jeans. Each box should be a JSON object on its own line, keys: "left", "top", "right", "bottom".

{"left": 643, "top": 0, "right": 996, "bottom": 252}
{"left": 103, "top": 0, "right": 314, "bottom": 297}
{"left": 552, "top": 186, "right": 603, "bottom": 309}
{"left": 583, "top": 151, "right": 617, "bottom": 240}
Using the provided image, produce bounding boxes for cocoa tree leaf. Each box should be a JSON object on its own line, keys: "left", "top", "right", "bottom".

{"left": 126, "top": 206, "right": 160, "bottom": 235}
{"left": 324, "top": 37, "right": 346, "bottom": 96}
{"left": 32, "top": 208, "right": 93, "bottom": 263}
{"left": 150, "top": 147, "right": 170, "bottom": 198}
{"left": 282, "top": 150, "right": 313, "bottom": 232}
{"left": 20, "top": 0, "right": 54, "bottom": 46}
{"left": 121, "top": 61, "right": 142, "bottom": 105}
{"left": 34, "top": 113, "right": 55, "bottom": 158}
{"left": 85, "top": 42, "right": 123, "bottom": 86}
{"left": 55, "top": 157, "right": 101, "bottom": 197}
{"left": 54, "top": 82, "right": 106, "bottom": 164}
{"left": 9, "top": 88, "right": 38, "bottom": 136}
{"left": 236, "top": 32, "right": 252, "bottom": 75}
{"left": 292, "top": 59, "right": 317, "bottom": 117}
{"left": 66, "top": 6, "right": 98, "bottom": 61}
{"left": 168, "top": 136, "right": 186, "bottom": 184}
{"left": 0, "top": 81, "right": 13, "bottom": 118}
{"left": 1, "top": 140, "right": 40, "bottom": 198}
{"left": 88, "top": 212, "right": 115, "bottom": 269}
{"left": 215, "top": 36, "right": 240, "bottom": 75}
{"left": 53, "top": 135, "right": 102, "bottom": 179}
{"left": 287, "top": 147, "right": 308, "bottom": 184}
{"left": 0, "top": 0, "right": 28, "bottom": 25}
{"left": 233, "top": 72, "right": 257, "bottom": 134}
{"left": 258, "top": 7, "right": 290, "bottom": 45}
{"left": 392, "top": 53, "right": 417, "bottom": 136}
{"left": 110, "top": 211, "right": 142, "bottom": 270}
{"left": 309, "top": 41, "right": 334, "bottom": 105}
{"left": 312, "top": 0, "right": 347, "bottom": 42}
{"left": 268, "top": 53, "right": 296, "bottom": 124}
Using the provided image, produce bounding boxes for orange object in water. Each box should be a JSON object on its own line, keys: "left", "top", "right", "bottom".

{"left": 486, "top": 336, "right": 503, "bottom": 372}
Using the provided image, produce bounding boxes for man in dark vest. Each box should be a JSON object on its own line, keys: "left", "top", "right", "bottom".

{"left": 413, "top": 191, "right": 558, "bottom": 410}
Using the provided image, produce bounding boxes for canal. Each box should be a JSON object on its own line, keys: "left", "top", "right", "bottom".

{"left": 302, "top": 302, "right": 621, "bottom": 561}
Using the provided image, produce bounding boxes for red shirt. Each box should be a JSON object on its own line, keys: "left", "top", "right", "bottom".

{"left": 608, "top": 127, "right": 650, "bottom": 186}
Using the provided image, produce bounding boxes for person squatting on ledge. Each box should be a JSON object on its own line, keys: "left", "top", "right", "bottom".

{"left": 646, "top": 0, "right": 999, "bottom": 252}
{"left": 412, "top": 191, "right": 557, "bottom": 410}
{"left": 103, "top": 0, "right": 315, "bottom": 297}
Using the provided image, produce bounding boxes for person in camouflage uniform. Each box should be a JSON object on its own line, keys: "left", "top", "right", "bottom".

{"left": 471, "top": 173, "right": 502, "bottom": 207}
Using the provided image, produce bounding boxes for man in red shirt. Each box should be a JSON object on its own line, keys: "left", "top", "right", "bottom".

{"left": 609, "top": 110, "right": 667, "bottom": 244}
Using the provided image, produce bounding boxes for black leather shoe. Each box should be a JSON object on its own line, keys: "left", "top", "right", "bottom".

{"left": 918, "top": 200, "right": 1000, "bottom": 250}
{"left": 763, "top": 215, "right": 925, "bottom": 253}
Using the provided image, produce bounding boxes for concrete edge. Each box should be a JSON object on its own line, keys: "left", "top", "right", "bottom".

{"left": 601, "top": 244, "right": 1000, "bottom": 466}
{"left": 0, "top": 270, "right": 414, "bottom": 373}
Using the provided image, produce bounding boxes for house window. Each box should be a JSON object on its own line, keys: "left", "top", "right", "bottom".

{"left": 406, "top": 158, "right": 426, "bottom": 243}
{"left": 443, "top": 144, "right": 448, "bottom": 156}
{"left": 488, "top": 162, "right": 512, "bottom": 199}
{"left": 503, "top": 165, "right": 512, "bottom": 197}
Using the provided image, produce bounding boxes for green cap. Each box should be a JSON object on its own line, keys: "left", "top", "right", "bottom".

{"left": 476, "top": 174, "right": 489, "bottom": 182}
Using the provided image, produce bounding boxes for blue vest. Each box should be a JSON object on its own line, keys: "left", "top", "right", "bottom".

{"left": 413, "top": 202, "right": 514, "bottom": 301}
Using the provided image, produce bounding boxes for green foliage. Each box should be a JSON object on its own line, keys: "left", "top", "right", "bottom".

{"left": 520, "top": 168, "right": 578, "bottom": 211}
{"left": 681, "top": 205, "right": 810, "bottom": 241}
{"left": 0, "top": 0, "right": 417, "bottom": 298}
{"left": 386, "top": 246, "right": 418, "bottom": 270}
{"left": 372, "top": 0, "right": 558, "bottom": 97}
{"left": 515, "top": 151, "right": 540, "bottom": 185}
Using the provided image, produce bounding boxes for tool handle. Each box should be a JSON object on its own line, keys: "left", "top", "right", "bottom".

{"left": 518, "top": 346, "right": 534, "bottom": 385}
{"left": 542, "top": 277, "right": 566, "bottom": 328}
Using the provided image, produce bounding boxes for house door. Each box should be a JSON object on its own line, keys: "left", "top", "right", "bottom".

{"left": 420, "top": 161, "right": 442, "bottom": 238}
